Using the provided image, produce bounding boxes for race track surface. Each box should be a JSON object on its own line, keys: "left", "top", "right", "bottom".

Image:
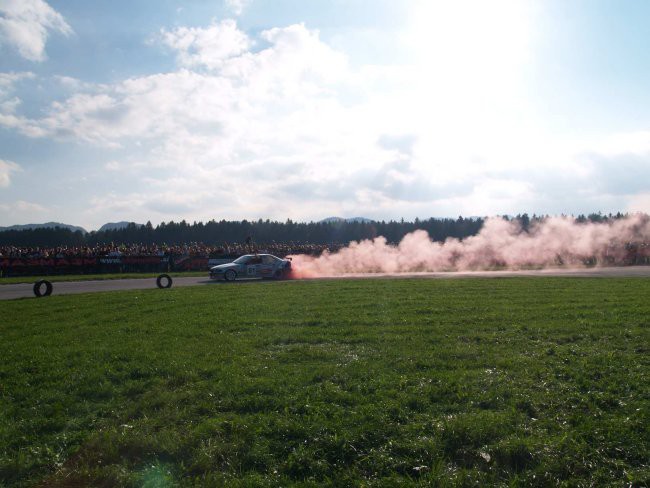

{"left": 1, "top": 266, "right": 650, "bottom": 300}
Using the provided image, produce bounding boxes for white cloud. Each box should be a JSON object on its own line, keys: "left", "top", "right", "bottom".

{"left": 160, "top": 20, "right": 251, "bottom": 70}
{"left": 54, "top": 75, "right": 100, "bottom": 92}
{"left": 225, "top": 0, "right": 251, "bottom": 16}
{"left": 0, "top": 159, "right": 21, "bottom": 187}
{"left": 0, "top": 96, "right": 21, "bottom": 114}
{"left": 0, "top": 200, "right": 48, "bottom": 223}
{"left": 0, "top": 72, "right": 32, "bottom": 114}
{"left": 86, "top": 188, "right": 224, "bottom": 223}
{"left": 0, "top": 72, "right": 33, "bottom": 129}
{"left": 0, "top": 71, "right": 35, "bottom": 97}
{"left": 1, "top": 15, "right": 649, "bottom": 225}
{"left": 586, "top": 131, "right": 650, "bottom": 157}
{"left": 104, "top": 160, "right": 122, "bottom": 171}
{"left": 2, "top": 22, "right": 353, "bottom": 155}
{"left": 0, "top": 0, "right": 72, "bottom": 62}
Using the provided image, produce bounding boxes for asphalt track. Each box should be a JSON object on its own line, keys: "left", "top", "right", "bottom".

{"left": 2, "top": 266, "right": 650, "bottom": 301}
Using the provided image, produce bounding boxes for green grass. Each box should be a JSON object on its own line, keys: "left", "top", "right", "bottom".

{"left": 0, "top": 271, "right": 206, "bottom": 285}
{"left": 1, "top": 278, "right": 649, "bottom": 486}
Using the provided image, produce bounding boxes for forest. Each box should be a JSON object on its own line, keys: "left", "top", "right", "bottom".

{"left": 0, "top": 213, "right": 625, "bottom": 248}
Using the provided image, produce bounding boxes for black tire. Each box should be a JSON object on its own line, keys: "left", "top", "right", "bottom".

{"left": 156, "top": 274, "right": 173, "bottom": 289}
{"left": 33, "top": 280, "right": 53, "bottom": 297}
{"left": 224, "top": 269, "right": 237, "bottom": 282}
{"left": 273, "top": 269, "right": 284, "bottom": 280}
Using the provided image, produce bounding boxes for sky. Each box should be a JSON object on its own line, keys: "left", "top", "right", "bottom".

{"left": 1, "top": 0, "right": 650, "bottom": 230}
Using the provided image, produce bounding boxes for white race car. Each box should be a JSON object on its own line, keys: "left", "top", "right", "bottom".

{"left": 209, "top": 254, "right": 292, "bottom": 281}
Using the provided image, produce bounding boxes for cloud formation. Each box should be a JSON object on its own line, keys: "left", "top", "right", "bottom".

{"left": 0, "top": 20, "right": 372, "bottom": 223}
{"left": 160, "top": 20, "right": 251, "bottom": 70}
{"left": 0, "top": 0, "right": 72, "bottom": 61}
{"left": 0, "top": 71, "right": 34, "bottom": 95}
{"left": 225, "top": 0, "right": 251, "bottom": 16}
{"left": 0, "top": 200, "right": 48, "bottom": 222}
{"left": 0, "top": 159, "right": 20, "bottom": 187}
{"left": 1, "top": 10, "right": 649, "bottom": 227}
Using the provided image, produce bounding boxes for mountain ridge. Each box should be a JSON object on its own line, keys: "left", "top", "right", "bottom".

{"left": 0, "top": 222, "right": 88, "bottom": 234}
{"left": 98, "top": 222, "right": 144, "bottom": 232}
{"left": 0, "top": 218, "right": 378, "bottom": 234}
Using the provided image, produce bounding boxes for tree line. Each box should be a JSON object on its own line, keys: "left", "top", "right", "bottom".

{"left": 0, "top": 213, "right": 628, "bottom": 248}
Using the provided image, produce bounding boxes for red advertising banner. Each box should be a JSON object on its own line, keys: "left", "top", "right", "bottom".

{"left": 0, "top": 255, "right": 238, "bottom": 276}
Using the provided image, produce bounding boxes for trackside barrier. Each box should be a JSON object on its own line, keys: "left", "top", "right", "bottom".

{"left": 33, "top": 280, "right": 53, "bottom": 297}
{"left": 0, "top": 255, "right": 238, "bottom": 277}
{"left": 156, "top": 274, "right": 173, "bottom": 289}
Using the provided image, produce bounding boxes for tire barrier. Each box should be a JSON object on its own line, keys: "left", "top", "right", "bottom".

{"left": 33, "top": 280, "right": 53, "bottom": 297}
{"left": 156, "top": 274, "right": 173, "bottom": 289}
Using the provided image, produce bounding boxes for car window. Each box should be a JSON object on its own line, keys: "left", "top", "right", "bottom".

{"left": 233, "top": 255, "right": 251, "bottom": 264}
{"left": 262, "top": 255, "right": 275, "bottom": 265}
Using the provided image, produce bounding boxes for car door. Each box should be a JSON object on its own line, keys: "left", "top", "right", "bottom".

{"left": 246, "top": 256, "right": 262, "bottom": 277}
{"left": 258, "top": 255, "right": 275, "bottom": 277}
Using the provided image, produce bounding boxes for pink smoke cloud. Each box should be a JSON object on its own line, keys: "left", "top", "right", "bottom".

{"left": 289, "top": 214, "right": 650, "bottom": 277}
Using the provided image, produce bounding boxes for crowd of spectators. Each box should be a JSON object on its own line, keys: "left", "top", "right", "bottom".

{"left": 1, "top": 241, "right": 649, "bottom": 278}
{"left": 1, "top": 240, "right": 648, "bottom": 262}
{"left": 0, "top": 241, "right": 343, "bottom": 259}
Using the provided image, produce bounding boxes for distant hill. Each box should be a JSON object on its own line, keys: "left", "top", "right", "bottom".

{"left": 0, "top": 222, "right": 87, "bottom": 233}
{"left": 321, "top": 217, "right": 373, "bottom": 224}
{"left": 98, "top": 221, "right": 144, "bottom": 232}
{"left": 0, "top": 221, "right": 146, "bottom": 234}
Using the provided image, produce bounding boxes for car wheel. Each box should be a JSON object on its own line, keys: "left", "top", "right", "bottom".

{"left": 273, "top": 269, "right": 284, "bottom": 280}
{"left": 224, "top": 269, "right": 237, "bottom": 281}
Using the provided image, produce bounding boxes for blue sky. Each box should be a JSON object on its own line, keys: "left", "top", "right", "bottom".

{"left": 1, "top": 0, "right": 649, "bottom": 230}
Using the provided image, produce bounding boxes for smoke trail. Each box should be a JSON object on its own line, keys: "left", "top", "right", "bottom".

{"left": 290, "top": 214, "right": 650, "bottom": 277}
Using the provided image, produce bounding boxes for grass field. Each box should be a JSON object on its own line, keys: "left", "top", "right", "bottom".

{"left": 0, "top": 271, "right": 206, "bottom": 285}
{"left": 1, "top": 278, "right": 649, "bottom": 486}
